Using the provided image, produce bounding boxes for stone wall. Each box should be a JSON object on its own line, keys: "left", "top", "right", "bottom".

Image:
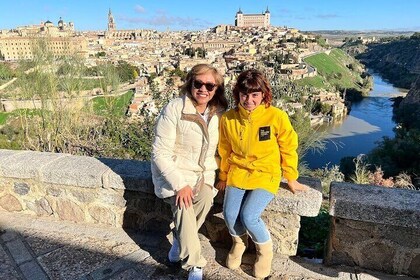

{"left": 0, "top": 149, "right": 323, "bottom": 256}
{"left": 326, "top": 182, "right": 420, "bottom": 277}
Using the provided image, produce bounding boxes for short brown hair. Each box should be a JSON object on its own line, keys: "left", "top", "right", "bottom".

{"left": 180, "top": 64, "right": 228, "bottom": 110}
{"left": 232, "top": 69, "right": 272, "bottom": 108}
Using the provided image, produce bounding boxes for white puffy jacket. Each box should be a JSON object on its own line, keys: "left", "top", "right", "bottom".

{"left": 151, "top": 96, "right": 223, "bottom": 199}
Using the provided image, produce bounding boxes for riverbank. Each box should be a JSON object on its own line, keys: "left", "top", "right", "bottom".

{"left": 304, "top": 73, "right": 408, "bottom": 168}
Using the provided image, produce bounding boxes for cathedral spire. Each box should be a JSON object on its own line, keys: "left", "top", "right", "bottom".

{"left": 108, "top": 8, "right": 116, "bottom": 31}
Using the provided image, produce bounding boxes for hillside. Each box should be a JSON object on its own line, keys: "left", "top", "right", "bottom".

{"left": 397, "top": 76, "right": 420, "bottom": 130}
{"left": 298, "top": 49, "right": 372, "bottom": 99}
{"left": 356, "top": 34, "right": 420, "bottom": 89}
{"left": 309, "top": 30, "right": 415, "bottom": 47}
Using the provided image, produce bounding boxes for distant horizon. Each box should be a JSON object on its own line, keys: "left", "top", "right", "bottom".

{"left": 1, "top": 0, "right": 419, "bottom": 32}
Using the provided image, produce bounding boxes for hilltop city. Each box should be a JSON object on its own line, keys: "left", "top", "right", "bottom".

{"left": 0, "top": 8, "right": 370, "bottom": 124}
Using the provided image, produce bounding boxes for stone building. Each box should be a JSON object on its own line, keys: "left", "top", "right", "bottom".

{"left": 107, "top": 8, "right": 116, "bottom": 31}
{"left": 235, "top": 7, "right": 270, "bottom": 28}
{"left": 0, "top": 18, "right": 87, "bottom": 61}
{"left": 105, "top": 9, "right": 153, "bottom": 41}
{"left": 191, "top": 40, "right": 241, "bottom": 52}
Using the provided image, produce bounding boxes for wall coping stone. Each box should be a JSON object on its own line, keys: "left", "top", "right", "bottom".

{"left": 329, "top": 182, "right": 420, "bottom": 229}
{"left": 1, "top": 150, "right": 67, "bottom": 179}
{"left": 98, "top": 158, "right": 154, "bottom": 193}
{"left": 0, "top": 149, "right": 322, "bottom": 216}
{"left": 269, "top": 176, "right": 322, "bottom": 217}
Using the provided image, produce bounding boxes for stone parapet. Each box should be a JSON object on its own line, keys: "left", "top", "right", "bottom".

{"left": 326, "top": 182, "right": 420, "bottom": 277}
{"left": 0, "top": 149, "right": 323, "bottom": 256}
{"left": 269, "top": 177, "right": 322, "bottom": 217}
{"left": 329, "top": 182, "right": 420, "bottom": 229}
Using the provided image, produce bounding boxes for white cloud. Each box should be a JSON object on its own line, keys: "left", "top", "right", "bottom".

{"left": 134, "top": 5, "right": 146, "bottom": 13}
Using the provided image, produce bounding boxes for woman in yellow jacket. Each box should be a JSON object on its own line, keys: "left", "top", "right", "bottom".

{"left": 216, "top": 69, "right": 308, "bottom": 278}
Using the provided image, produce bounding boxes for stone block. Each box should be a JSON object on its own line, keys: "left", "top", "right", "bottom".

{"left": 70, "top": 189, "right": 96, "bottom": 203}
{"left": 99, "top": 158, "right": 153, "bottom": 193}
{"left": 326, "top": 217, "right": 420, "bottom": 275}
{"left": 46, "top": 186, "right": 62, "bottom": 197}
{"left": 0, "top": 150, "right": 66, "bottom": 179}
{"left": 13, "top": 182, "right": 30, "bottom": 195}
{"left": 1, "top": 230, "right": 18, "bottom": 242}
{"left": 204, "top": 209, "right": 302, "bottom": 256}
{"left": 266, "top": 212, "right": 300, "bottom": 255}
{"left": 41, "top": 155, "right": 109, "bottom": 188}
{"left": 5, "top": 238, "right": 32, "bottom": 265}
{"left": 0, "top": 149, "right": 25, "bottom": 177}
{"left": 409, "top": 254, "right": 420, "bottom": 278}
{"left": 269, "top": 177, "right": 322, "bottom": 217}
{"left": 359, "top": 241, "right": 396, "bottom": 273}
{"left": 0, "top": 194, "right": 22, "bottom": 212}
{"left": 20, "top": 260, "right": 49, "bottom": 280}
{"left": 329, "top": 182, "right": 420, "bottom": 228}
{"left": 25, "top": 198, "right": 53, "bottom": 216}
{"left": 88, "top": 205, "right": 116, "bottom": 226}
{"left": 97, "top": 188, "right": 126, "bottom": 207}
{"left": 0, "top": 243, "right": 21, "bottom": 279}
{"left": 54, "top": 199, "right": 85, "bottom": 223}
{"left": 203, "top": 211, "right": 230, "bottom": 245}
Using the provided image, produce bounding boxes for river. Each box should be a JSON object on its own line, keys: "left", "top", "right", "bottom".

{"left": 304, "top": 73, "right": 408, "bottom": 169}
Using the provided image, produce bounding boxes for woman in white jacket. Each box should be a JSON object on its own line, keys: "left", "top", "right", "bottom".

{"left": 151, "top": 64, "right": 228, "bottom": 280}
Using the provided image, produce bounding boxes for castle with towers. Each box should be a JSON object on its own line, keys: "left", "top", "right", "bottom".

{"left": 235, "top": 7, "right": 270, "bottom": 28}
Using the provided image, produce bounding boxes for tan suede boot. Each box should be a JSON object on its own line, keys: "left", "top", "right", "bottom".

{"left": 254, "top": 239, "right": 273, "bottom": 278}
{"left": 226, "top": 234, "right": 248, "bottom": 269}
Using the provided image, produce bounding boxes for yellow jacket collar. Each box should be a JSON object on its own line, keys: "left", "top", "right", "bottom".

{"left": 238, "top": 104, "right": 266, "bottom": 120}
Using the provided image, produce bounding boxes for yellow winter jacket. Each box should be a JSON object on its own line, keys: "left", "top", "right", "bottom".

{"left": 218, "top": 104, "right": 299, "bottom": 194}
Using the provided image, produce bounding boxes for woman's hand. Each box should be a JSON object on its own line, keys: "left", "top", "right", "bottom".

{"left": 287, "top": 180, "right": 310, "bottom": 194}
{"left": 215, "top": 180, "right": 227, "bottom": 191}
{"left": 176, "top": 185, "right": 194, "bottom": 209}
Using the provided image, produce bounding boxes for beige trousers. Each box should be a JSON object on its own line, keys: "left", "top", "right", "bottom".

{"left": 165, "top": 184, "right": 213, "bottom": 270}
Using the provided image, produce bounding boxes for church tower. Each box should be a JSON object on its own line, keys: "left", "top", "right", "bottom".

{"left": 264, "top": 7, "right": 271, "bottom": 28}
{"left": 235, "top": 8, "right": 244, "bottom": 27}
{"left": 108, "top": 8, "right": 116, "bottom": 31}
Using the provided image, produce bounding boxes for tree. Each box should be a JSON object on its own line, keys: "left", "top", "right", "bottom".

{"left": 410, "top": 32, "right": 420, "bottom": 39}
{"left": 196, "top": 47, "right": 206, "bottom": 58}
{"left": 288, "top": 109, "right": 326, "bottom": 167}
{"left": 95, "top": 51, "right": 106, "bottom": 58}
{"left": 0, "top": 63, "right": 14, "bottom": 80}
{"left": 15, "top": 38, "right": 96, "bottom": 152}
{"left": 171, "top": 68, "right": 187, "bottom": 80}
{"left": 184, "top": 47, "right": 195, "bottom": 57}
{"left": 116, "top": 60, "right": 140, "bottom": 83}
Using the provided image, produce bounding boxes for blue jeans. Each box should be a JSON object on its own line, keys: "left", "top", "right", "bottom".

{"left": 223, "top": 186, "right": 274, "bottom": 243}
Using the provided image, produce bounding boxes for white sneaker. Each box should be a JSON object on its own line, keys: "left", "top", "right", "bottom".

{"left": 188, "top": 267, "right": 203, "bottom": 280}
{"left": 168, "top": 237, "right": 180, "bottom": 262}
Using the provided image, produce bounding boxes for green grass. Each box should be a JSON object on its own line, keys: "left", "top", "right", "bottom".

{"left": 304, "top": 49, "right": 362, "bottom": 91}
{"left": 0, "top": 112, "right": 8, "bottom": 125}
{"left": 0, "top": 109, "right": 44, "bottom": 125}
{"left": 92, "top": 90, "right": 134, "bottom": 117}
{"left": 295, "top": 75, "right": 327, "bottom": 89}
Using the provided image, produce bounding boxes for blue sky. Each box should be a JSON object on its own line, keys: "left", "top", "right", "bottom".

{"left": 1, "top": 0, "right": 419, "bottom": 32}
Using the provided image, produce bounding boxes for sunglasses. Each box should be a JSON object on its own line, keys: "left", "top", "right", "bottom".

{"left": 193, "top": 80, "right": 217, "bottom": 91}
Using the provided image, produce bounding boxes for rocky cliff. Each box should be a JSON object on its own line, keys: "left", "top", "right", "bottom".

{"left": 356, "top": 35, "right": 420, "bottom": 88}
{"left": 397, "top": 76, "right": 420, "bottom": 131}
{"left": 401, "top": 76, "right": 420, "bottom": 107}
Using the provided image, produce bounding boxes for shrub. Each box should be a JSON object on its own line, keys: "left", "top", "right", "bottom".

{"left": 298, "top": 204, "right": 330, "bottom": 259}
